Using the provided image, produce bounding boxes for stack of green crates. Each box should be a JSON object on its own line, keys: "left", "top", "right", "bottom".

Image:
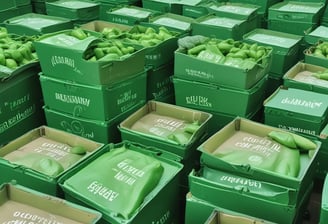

{"left": 0, "top": 0, "right": 33, "bottom": 22}
{"left": 45, "top": 0, "right": 100, "bottom": 25}
{"left": 173, "top": 35, "right": 272, "bottom": 135}
{"left": 320, "top": 173, "right": 328, "bottom": 223}
{"left": 33, "top": 29, "right": 148, "bottom": 144}
{"left": 97, "top": 0, "right": 142, "bottom": 21}
{"left": 243, "top": 28, "right": 304, "bottom": 97}
{"left": 3, "top": 13, "right": 73, "bottom": 36}
{"left": 185, "top": 117, "right": 321, "bottom": 224}
{"left": 304, "top": 25, "right": 328, "bottom": 49}
{"left": 268, "top": 1, "right": 325, "bottom": 36}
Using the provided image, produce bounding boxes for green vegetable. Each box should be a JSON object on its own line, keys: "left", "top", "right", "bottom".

{"left": 5, "top": 58, "right": 18, "bottom": 69}
{"left": 70, "top": 28, "right": 88, "bottom": 40}
{"left": 70, "top": 146, "right": 87, "bottom": 155}
{"left": 290, "top": 132, "right": 317, "bottom": 151}
{"left": 187, "top": 44, "right": 206, "bottom": 55}
{"left": 184, "top": 122, "right": 200, "bottom": 134}
{"left": 312, "top": 70, "right": 328, "bottom": 81}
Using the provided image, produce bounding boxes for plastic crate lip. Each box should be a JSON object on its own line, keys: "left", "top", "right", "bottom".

{"left": 197, "top": 15, "right": 246, "bottom": 28}
{"left": 269, "top": 1, "right": 325, "bottom": 14}
{"left": 46, "top": 0, "right": 99, "bottom": 9}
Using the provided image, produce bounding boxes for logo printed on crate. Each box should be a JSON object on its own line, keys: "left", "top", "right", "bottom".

{"left": 152, "top": 210, "right": 171, "bottom": 224}
{"left": 185, "top": 96, "right": 212, "bottom": 108}
{"left": 111, "top": 17, "right": 129, "bottom": 25}
{"left": 281, "top": 97, "right": 323, "bottom": 109}
{"left": 117, "top": 90, "right": 138, "bottom": 112}
{"left": 278, "top": 124, "right": 316, "bottom": 136}
{"left": 55, "top": 93, "right": 90, "bottom": 107}
{"left": 0, "top": 105, "right": 36, "bottom": 134}
{"left": 220, "top": 175, "right": 262, "bottom": 188}
{"left": 87, "top": 181, "right": 120, "bottom": 202}
{"left": 4, "top": 94, "right": 31, "bottom": 111}
{"left": 4, "top": 211, "right": 64, "bottom": 224}
{"left": 145, "top": 53, "right": 162, "bottom": 61}
{"left": 51, "top": 55, "right": 75, "bottom": 68}
{"left": 185, "top": 68, "right": 214, "bottom": 80}
{"left": 60, "top": 120, "right": 95, "bottom": 139}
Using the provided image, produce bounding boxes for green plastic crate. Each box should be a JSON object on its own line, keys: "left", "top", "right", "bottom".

{"left": 229, "top": 0, "right": 281, "bottom": 15}
{"left": 268, "top": 1, "right": 325, "bottom": 24}
{"left": 268, "top": 18, "right": 318, "bottom": 36}
{"left": 191, "top": 14, "right": 252, "bottom": 41}
{"left": 119, "top": 100, "right": 212, "bottom": 159}
{"left": 4, "top": 13, "right": 73, "bottom": 36}
{"left": 0, "top": 126, "right": 105, "bottom": 197}
{"left": 103, "top": 5, "right": 160, "bottom": 26}
{"left": 15, "top": 0, "right": 31, "bottom": 6}
{"left": 33, "top": 29, "right": 146, "bottom": 86}
{"left": 146, "top": 62, "right": 174, "bottom": 101}
{"left": 314, "top": 124, "right": 328, "bottom": 179}
{"left": 40, "top": 71, "right": 147, "bottom": 121}
{"left": 0, "top": 64, "right": 44, "bottom": 146}
{"left": 0, "top": 183, "right": 102, "bottom": 224}
{"left": 174, "top": 39, "right": 272, "bottom": 89}
{"left": 283, "top": 62, "right": 328, "bottom": 95}
{"left": 141, "top": 0, "right": 184, "bottom": 14}
{"left": 43, "top": 102, "right": 145, "bottom": 144}
{"left": 189, "top": 167, "right": 313, "bottom": 224}
{"left": 0, "top": 0, "right": 16, "bottom": 11}
{"left": 182, "top": 0, "right": 211, "bottom": 19}
{"left": 198, "top": 117, "right": 321, "bottom": 194}
{"left": 173, "top": 75, "right": 267, "bottom": 117}
{"left": 0, "top": 8, "right": 20, "bottom": 23}
{"left": 243, "top": 28, "right": 303, "bottom": 75}
{"left": 304, "top": 25, "right": 328, "bottom": 47}
{"left": 265, "top": 72, "right": 283, "bottom": 98}
{"left": 264, "top": 87, "right": 328, "bottom": 136}
{"left": 304, "top": 41, "right": 328, "bottom": 68}
{"left": 59, "top": 142, "right": 184, "bottom": 224}
{"left": 46, "top": 0, "right": 100, "bottom": 21}
{"left": 141, "top": 12, "right": 195, "bottom": 34}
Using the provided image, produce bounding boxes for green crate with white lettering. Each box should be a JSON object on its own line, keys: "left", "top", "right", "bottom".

{"left": 45, "top": 0, "right": 100, "bottom": 22}
{"left": 103, "top": 5, "right": 160, "bottom": 26}
{"left": 43, "top": 102, "right": 145, "bottom": 144}
{"left": 268, "top": 1, "right": 325, "bottom": 24}
{"left": 59, "top": 141, "right": 184, "bottom": 224}
{"left": 264, "top": 87, "right": 328, "bottom": 136}
{"left": 33, "top": 29, "right": 146, "bottom": 86}
{"left": 188, "top": 167, "right": 313, "bottom": 224}
{"left": 40, "top": 70, "right": 147, "bottom": 121}
{"left": 173, "top": 75, "right": 267, "bottom": 117}
{"left": 0, "top": 64, "right": 45, "bottom": 147}
{"left": 243, "top": 28, "right": 303, "bottom": 75}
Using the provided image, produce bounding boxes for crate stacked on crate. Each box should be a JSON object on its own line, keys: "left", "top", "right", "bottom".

{"left": 33, "top": 28, "right": 148, "bottom": 144}
{"left": 45, "top": 0, "right": 100, "bottom": 25}
{"left": 173, "top": 35, "right": 272, "bottom": 135}
{"left": 243, "top": 28, "right": 304, "bottom": 97}
{"left": 0, "top": 0, "right": 34, "bottom": 22}
{"left": 185, "top": 117, "right": 321, "bottom": 224}
{"left": 0, "top": 28, "right": 45, "bottom": 146}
